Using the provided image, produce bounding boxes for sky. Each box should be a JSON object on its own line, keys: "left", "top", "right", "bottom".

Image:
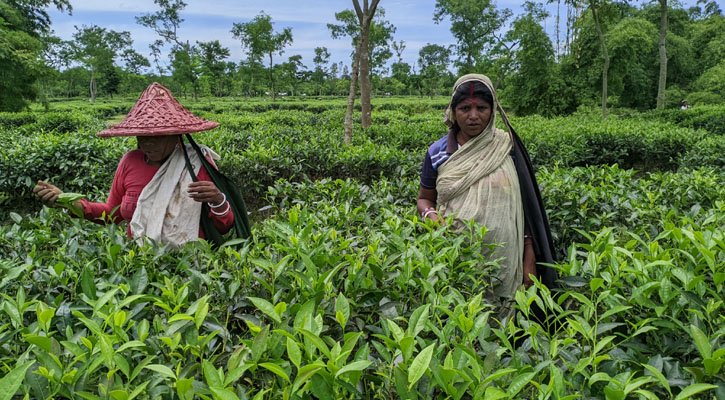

{"left": 45, "top": 0, "right": 700, "bottom": 73}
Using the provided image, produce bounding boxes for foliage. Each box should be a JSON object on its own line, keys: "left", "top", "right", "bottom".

{"left": 70, "top": 25, "right": 136, "bottom": 102}
{"left": 327, "top": 7, "right": 395, "bottom": 75}
{"left": 433, "top": 0, "right": 513, "bottom": 74}
{"left": 679, "top": 136, "right": 725, "bottom": 170}
{"left": 503, "top": 2, "right": 567, "bottom": 117}
{"left": 0, "top": 0, "right": 70, "bottom": 111}
{"left": 2, "top": 103, "right": 719, "bottom": 218}
{"left": 2, "top": 99, "right": 725, "bottom": 398}
{"left": 1, "top": 167, "right": 725, "bottom": 397}
{"left": 417, "top": 44, "right": 452, "bottom": 97}
{"left": 231, "top": 12, "right": 293, "bottom": 101}
{"left": 643, "top": 104, "right": 725, "bottom": 135}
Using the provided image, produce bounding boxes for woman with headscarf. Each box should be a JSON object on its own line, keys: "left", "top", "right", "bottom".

{"left": 33, "top": 83, "right": 235, "bottom": 248}
{"left": 417, "top": 74, "right": 557, "bottom": 321}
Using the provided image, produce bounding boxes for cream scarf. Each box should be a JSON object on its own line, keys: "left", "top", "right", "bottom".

{"left": 130, "top": 144, "right": 219, "bottom": 248}
{"left": 437, "top": 74, "right": 524, "bottom": 318}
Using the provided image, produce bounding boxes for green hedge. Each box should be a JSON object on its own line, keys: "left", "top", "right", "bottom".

{"left": 0, "top": 111, "right": 104, "bottom": 134}
{"left": 0, "top": 105, "right": 718, "bottom": 213}
{"left": 679, "top": 135, "right": 725, "bottom": 170}
{"left": 643, "top": 104, "right": 725, "bottom": 135}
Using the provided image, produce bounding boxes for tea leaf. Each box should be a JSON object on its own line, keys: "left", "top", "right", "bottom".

{"left": 483, "top": 386, "right": 507, "bottom": 400}
{"left": 407, "top": 304, "right": 430, "bottom": 337}
{"left": 673, "top": 383, "right": 718, "bottom": 400}
{"left": 689, "top": 325, "right": 712, "bottom": 359}
{"left": 130, "top": 266, "right": 148, "bottom": 294}
{"left": 259, "top": 362, "right": 291, "bottom": 384}
{"left": 109, "top": 390, "right": 128, "bottom": 400}
{"left": 176, "top": 378, "right": 194, "bottom": 400}
{"left": 335, "top": 293, "right": 349, "bottom": 329}
{"left": 287, "top": 338, "right": 302, "bottom": 369}
{"left": 248, "top": 296, "right": 281, "bottom": 324}
{"left": 507, "top": 371, "right": 537, "bottom": 397}
{"left": 299, "top": 329, "right": 330, "bottom": 358}
{"left": 291, "top": 363, "right": 324, "bottom": 395}
{"left": 128, "top": 380, "right": 150, "bottom": 400}
{"left": 642, "top": 364, "right": 671, "bottom": 395}
{"left": 408, "top": 343, "right": 435, "bottom": 389}
{"left": 145, "top": 364, "right": 176, "bottom": 380}
{"left": 210, "top": 387, "right": 240, "bottom": 400}
{"left": 80, "top": 266, "right": 96, "bottom": 300}
{"left": 24, "top": 335, "right": 52, "bottom": 353}
{"left": 0, "top": 361, "right": 35, "bottom": 400}
{"left": 334, "top": 360, "right": 371, "bottom": 378}
{"left": 203, "top": 360, "right": 223, "bottom": 388}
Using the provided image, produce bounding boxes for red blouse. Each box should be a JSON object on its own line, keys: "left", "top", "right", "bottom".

{"left": 80, "top": 149, "right": 234, "bottom": 238}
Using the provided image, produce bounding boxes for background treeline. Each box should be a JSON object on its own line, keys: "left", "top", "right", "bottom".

{"left": 2, "top": 0, "right": 723, "bottom": 115}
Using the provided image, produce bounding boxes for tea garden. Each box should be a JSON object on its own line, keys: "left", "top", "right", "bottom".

{"left": 0, "top": 98, "right": 724, "bottom": 399}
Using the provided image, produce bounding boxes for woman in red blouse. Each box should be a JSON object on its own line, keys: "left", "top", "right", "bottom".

{"left": 33, "top": 83, "right": 233, "bottom": 246}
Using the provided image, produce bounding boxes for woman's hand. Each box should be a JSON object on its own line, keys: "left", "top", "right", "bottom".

{"left": 188, "top": 181, "right": 224, "bottom": 205}
{"left": 33, "top": 180, "right": 63, "bottom": 206}
{"left": 417, "top": 186, "right": 445, "bottom": 225}
{"left": 427, "top": 211, "right": 446, "bottom": 225}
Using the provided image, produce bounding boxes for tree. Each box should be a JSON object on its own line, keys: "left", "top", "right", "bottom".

{"left": 231, "top": 12, "right": 293, "bottom": 101}
{"left": 149, "top": 40, "right": 166, "bottom": 74}
{"left": 122, "top": 49, "right": 150, "bottom": 74}
{"left": 586, "top": 0, "right": 611, "bottom": 118}
{"left": 278, "top": 54, "right": 306, "bottom": 96}
{"left": 687, "top": 0, "right": 722, "bottom": 20}
{"left": 505, "top": 2, "right": 566, "bottom": 115}
{"left": 312, "top": 46, "right": 330, "bottom": 94}
{"left": 197, "top": 40, "right": 230, "bottom": 96}
{"left": 0, "top": 0, "right": 71, "bottom": 111}
{"left": 433, "top": 0, "right": 512, "bottom": 74}
{"left": 418, "top": 44, "right": 451, "bottom": 96}
{"left": 136, "top": 0, "right": 201, "bottom": 100}
{"left": 327, "top": 0, "right": 384, "bottom": 141}
{"left": 169, "top": 44, "right": 201, "bottom": 99}
{"left": 71, "top": 25, "right": 134, "bottom": 102}
{"left": 391, "top": 40, "right": 406, "bottom": 63}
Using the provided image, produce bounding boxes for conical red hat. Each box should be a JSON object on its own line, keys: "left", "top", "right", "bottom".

{"left": 98, "top": 82, "right": 218, "bottom": 137}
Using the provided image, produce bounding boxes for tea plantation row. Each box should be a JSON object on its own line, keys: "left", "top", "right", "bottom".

{"left": 0, "top": 101, "right": 723, "bottom": 399}
{"left": 2, "top": 172, "right": 723, "bottom": 399}
{"left": 1, "top": 105, "right": 724, "bottom": 213}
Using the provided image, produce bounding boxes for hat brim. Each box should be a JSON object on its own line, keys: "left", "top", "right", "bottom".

{"left": 97, "top": 121, "right": 219, "bottom": 137}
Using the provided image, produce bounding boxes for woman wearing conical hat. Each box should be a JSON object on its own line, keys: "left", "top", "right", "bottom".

{"left": 33, "top": 83, "right": 234, "bottom": 248}
{"left": 417, "top": 74, "right": 557, "bottom": 321}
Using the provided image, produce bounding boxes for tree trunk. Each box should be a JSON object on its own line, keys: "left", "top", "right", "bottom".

{"left": 352, "top": 0, "right": 380, "bottom": 130}
{"left": 359, "top": 23, "right": 372, "bottom": 128}
{"left": 269, "top": 53, "right": 276, "bottom": 101}
{"left": 344, "top": 39, "right": 363, "bottom": 145}
{"left": 656, "top": 0, "right": 668, "bottom": 109}
{"left": 556, "top": 0, "right": 561, "bottom": 60}
{"left": 590, "top": 1, "right": 609, "bottom": 119}
{"left": 89, "top": 69, "right": 96, "bottom": 103}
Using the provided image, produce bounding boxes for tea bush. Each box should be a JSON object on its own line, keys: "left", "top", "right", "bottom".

{"left": 1, "top": 173, "right": 723, "bottom": 399}
{"left": 2, "top": 99, "right": 725, "bottom": 398}
{"left": 644, "top": 104, "right": 725, "bottom": 136}
{"left": 679, "top": 136, "right": 725, "bottom": 170}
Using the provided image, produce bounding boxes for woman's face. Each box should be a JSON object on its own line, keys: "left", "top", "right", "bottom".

{"left": 454, "top": 97, "right": 492, "bottom": 139}
{"left": 137, "top": 135, "right": 179, "bottom": 165}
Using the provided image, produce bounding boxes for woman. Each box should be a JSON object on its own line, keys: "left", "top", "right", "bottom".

{"left": 33, "top": 82, "right": 233, "bottom": 248}
{"left": 417, "top": 74, "right": 556, "bottom": 321}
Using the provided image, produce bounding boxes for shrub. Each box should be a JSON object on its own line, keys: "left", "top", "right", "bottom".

{"left": 678, "top": 135, "right": 725, "bottom": 170}
{"left": 644, "top": 104, "right": 725, "bottom": 135}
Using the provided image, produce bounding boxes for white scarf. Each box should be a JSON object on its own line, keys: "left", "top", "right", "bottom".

{"left": 437, "top": 74, "right": 524, "bottom": 320}
{"left": 130, "top": 144, "right": 219, "bottom": 248}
